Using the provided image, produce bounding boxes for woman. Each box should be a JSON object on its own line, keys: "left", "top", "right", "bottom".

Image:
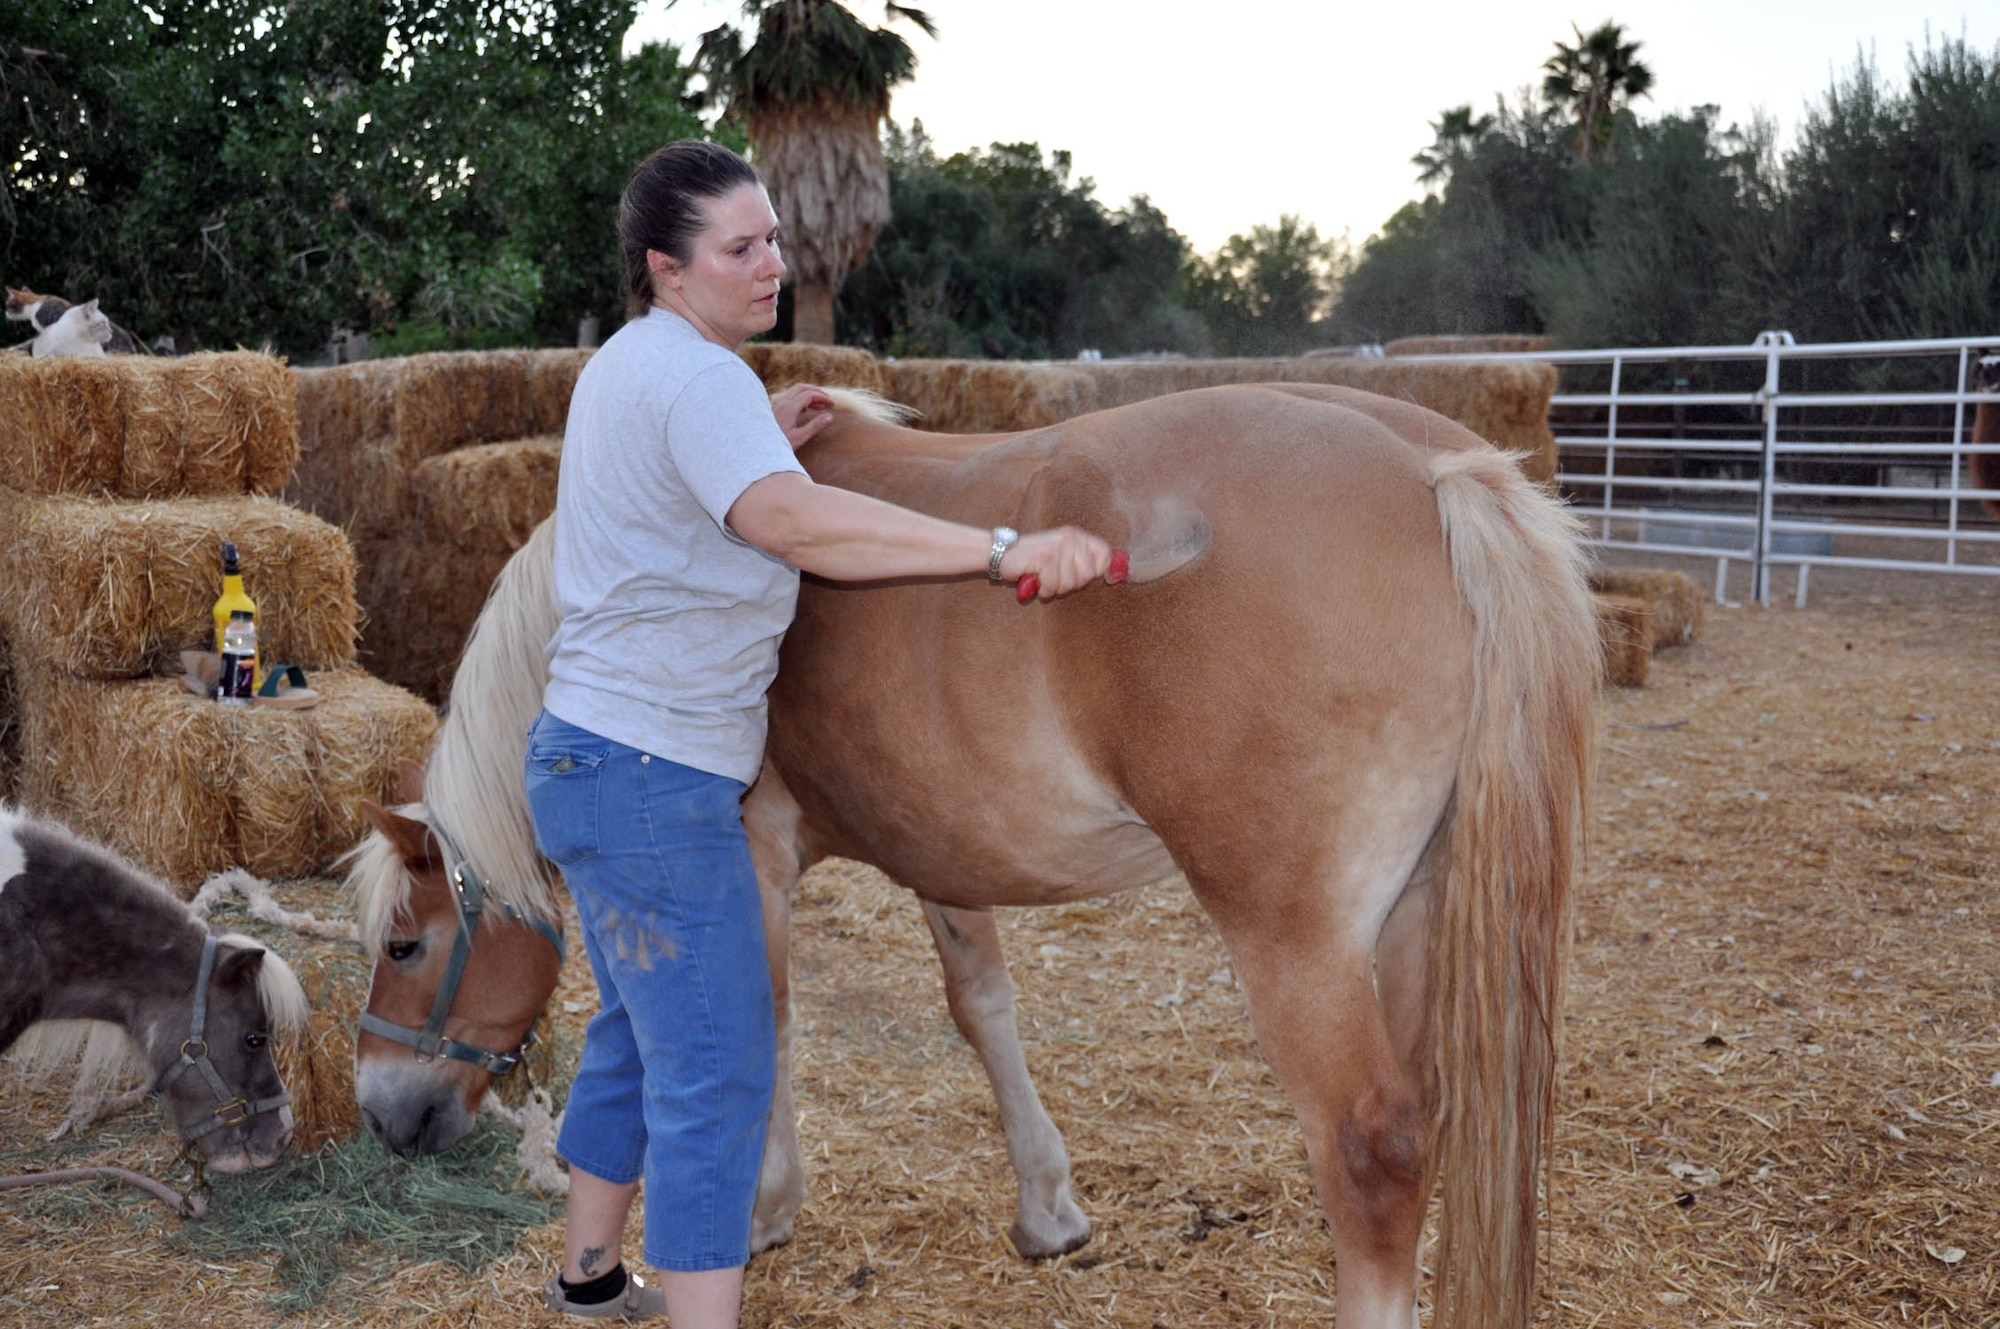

{"left": 526, "top": 139, "right": 1112, "bottom": 1323}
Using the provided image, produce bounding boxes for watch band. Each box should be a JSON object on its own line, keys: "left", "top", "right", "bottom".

{"left": 987, "top": 526, "right": 1019, "bottom": 581}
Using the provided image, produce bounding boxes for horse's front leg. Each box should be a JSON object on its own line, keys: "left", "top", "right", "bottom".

{"left": 918, "top": 899, "right": 1091, "bottom": 1258}
{"left": 743, "top": 770, "right": 809, "bottom": 1253}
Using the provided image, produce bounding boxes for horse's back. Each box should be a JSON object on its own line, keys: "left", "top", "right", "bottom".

{"left": 774, "top": 385, "right": 1483, "bottom": 903}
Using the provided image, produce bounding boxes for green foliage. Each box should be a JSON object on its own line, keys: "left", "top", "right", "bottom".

{"left": 1182, "top": 216, "right": 1348, "bottom": 357}
{"left": 691, "top": 0, "right": 934, "bottom": 113}
{"left": 1333, "top": 30, "right": 2000, "bottom": 349}
{"left": 837, "top": 122, "right": 1205, "bottom": 358}
{"left": 0, "top": 0, "right": 717, "bottom": 357}
{"left": 1541, "top": 21, "right": 1654, "bottom": 163}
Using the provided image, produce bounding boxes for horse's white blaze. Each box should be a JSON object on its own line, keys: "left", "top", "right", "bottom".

{"left": 0, "top": 805, "right": 27, "bottom": 893}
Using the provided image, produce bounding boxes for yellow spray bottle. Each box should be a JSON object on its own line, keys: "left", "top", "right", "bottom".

{"left": 212, "top": 541, "right": 258, "bottom": 659}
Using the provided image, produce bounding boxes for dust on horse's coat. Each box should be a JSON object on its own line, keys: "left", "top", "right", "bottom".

{"left": 0, "top": 805, "right": 308, "bottom": 1171}
{"left": 347, "top": 383, "right": 1598, "bottom": 1329}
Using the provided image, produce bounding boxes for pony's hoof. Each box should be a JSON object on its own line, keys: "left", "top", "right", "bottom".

{"left": 1009, "top": 1214, "right": 1092, "bottom": 1261}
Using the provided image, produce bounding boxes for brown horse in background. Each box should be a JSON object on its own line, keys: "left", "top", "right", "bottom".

{"left": 1972, "top": 353, "right": 2000, "bottom": 518}
{"left": 349, "top": 382, "right": 1599, "bottom": 1329}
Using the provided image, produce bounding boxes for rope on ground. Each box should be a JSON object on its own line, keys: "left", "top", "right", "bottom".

{"left": 190, "top": 869, "right": 359, "bottom": 943}
{"left": 0, "top": 1166, "right": 206, "bottom": 1218}
{"left": 480, "top": 1087, "right": 569, "bottom": 1195}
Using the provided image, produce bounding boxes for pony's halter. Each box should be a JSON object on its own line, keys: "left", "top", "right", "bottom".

{"left": 355, "top": 815, "right": 566, "bottom": 1077}
{"left": 154, "top": 933, "right": 291, "bottom": 1141}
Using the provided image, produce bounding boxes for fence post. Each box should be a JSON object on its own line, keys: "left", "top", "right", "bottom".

{"left": 1751, "top": 332, "right": 1789, "bottom": 605}
{"left": 1602, "top": 354, "right": 1623, "bottom": 540}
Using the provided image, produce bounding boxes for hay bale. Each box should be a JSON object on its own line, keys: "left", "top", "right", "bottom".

{"left": 1080, "top": 357, "right": 1559, "bottom": 483}
{"left": 408, "top": 435, "right": 563, "bottom": 562}
{"left": 14, "top": 668, "right": 436, "bottom": 890}
{"left": 741, "top": 342, "right": 891, "bottom": 395}
{"left": 355, "top": 435, "right": 563, "bottom": 701}
{"left": 0, "top": 491, "right": 358, "bottom": 678}
{"left": 288, "top": 349, "right": 590, "bottom": 535}
{"left": 0, "top": 352, "right": 299, "bottom": 498}
{"left": 885, "top": 360, "right": 1097, "bottom": 432}
{"left": 1384, "top": 334, "right": 1552, "bottom": 356}
{"left": 1595, "top": 592, "right": 1654, "bottom": 687}
{"left": 1588, "top": 568, "right": 1705, "bottom": 648}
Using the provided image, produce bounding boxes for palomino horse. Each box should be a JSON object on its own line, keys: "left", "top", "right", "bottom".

{"left": 1, "top": 806, "right": 308, "bottom": 1172}
{"left": 349, "top": 383, "right": 1598, "bottom": 1328}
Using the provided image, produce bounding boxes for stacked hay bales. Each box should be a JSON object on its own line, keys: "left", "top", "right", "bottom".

{"left": 1589, "top": 568, "right": 1705, "bottom": 649}
{"left": 0, "top": 353, "right": 435, "bottom": 889}
{"left": 1384, "top": 333, "right": 1552, "bottom": 356}
{"left": 874, "top": 355, "right": 1557, "bottom": 482}
{"left": 289, "top": 344, "right": 892, "bottom": 702}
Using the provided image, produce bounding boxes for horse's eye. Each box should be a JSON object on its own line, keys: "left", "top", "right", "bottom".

{"left": 244, "top": 1031, "right": 268, "bottom": 1050}
{"left": 385, "top": 939, "right": 419, "bottom": 963}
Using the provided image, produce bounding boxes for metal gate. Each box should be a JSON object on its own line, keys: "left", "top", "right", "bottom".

{"left": 1396, "top": 333, "right": 2000, "bottom": 606}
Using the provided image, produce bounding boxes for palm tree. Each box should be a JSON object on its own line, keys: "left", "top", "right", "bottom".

{"left": 691, "top": 1, "right": 935, "bottom": 344}
{"left": 1541, "top": 21, "right": 1654, "bottom": 163}
{"left": 1413, "top": 104, "right": 1496, "bottom": 187}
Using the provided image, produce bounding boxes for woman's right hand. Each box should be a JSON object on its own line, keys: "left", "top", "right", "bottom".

{"left": 999, "top": 527, "right": 1114, "bottom": 600}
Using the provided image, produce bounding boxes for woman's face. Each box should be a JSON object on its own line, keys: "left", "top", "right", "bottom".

{"left": 651, "top": 183, "right": 785, "bottom": 349}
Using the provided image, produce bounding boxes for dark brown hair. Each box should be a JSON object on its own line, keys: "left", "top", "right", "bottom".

{"left": 620, "top": 140, "right": 763, "bottom": 317}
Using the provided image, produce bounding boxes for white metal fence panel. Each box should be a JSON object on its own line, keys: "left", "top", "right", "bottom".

{"left": 1394, "top": 333, "right": 2000, "bottom": 607}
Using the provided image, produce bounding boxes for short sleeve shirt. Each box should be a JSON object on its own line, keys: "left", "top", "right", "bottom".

{"left": 542, "top": 308, "right": 808, "bottom": 784}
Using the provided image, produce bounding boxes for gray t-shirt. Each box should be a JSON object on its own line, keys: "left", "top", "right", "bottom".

{"left": 542, "top": 308, "right": 807, "bottom": 784}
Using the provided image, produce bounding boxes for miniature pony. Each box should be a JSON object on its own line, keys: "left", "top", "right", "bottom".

{"left": 0, "top": 806, "right": 308, "bottom": 1171}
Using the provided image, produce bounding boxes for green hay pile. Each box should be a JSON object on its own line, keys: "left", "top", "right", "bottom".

{"left": 176, "top": 1122, "right": 556, "bottom": 1314}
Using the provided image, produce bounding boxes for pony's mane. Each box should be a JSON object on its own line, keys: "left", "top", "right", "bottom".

{"left": 820, "top": 386, "right": 919, "bottom": 426}
{"left": 221, "top": 929, "right": 311, "bottom": 1038}
{"left": 348, "top": 518, "right": 563, "bottom": 954}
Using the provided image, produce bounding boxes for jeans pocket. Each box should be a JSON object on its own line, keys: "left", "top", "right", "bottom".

{"left": 523, "top": 717, "right": 608, "bottom": 867}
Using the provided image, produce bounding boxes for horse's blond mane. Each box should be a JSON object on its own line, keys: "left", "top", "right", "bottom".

{"left": 820, "top": 386, "right": 920, "bottom": 426}
{"left": 348, "top": 518, "right": 563, "bottom": 952}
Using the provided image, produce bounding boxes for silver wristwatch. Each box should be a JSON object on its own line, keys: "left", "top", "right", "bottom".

{"left": 987, "top": 526, "right": 1019, "bottom": 581}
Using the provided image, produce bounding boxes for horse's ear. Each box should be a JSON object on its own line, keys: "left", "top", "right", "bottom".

{"left": 362, "top": 798, "right": 440, "bottom": 871}
{"left": 213, "top": 941, "right": 267, "bottom": 990}
{"left": 396, "top": 757, "right": 425, "bottom": 805}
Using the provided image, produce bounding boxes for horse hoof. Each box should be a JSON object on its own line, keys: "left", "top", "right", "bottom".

{"left": 1009, "top": 1216, "right": 1092, "bottom": 1261}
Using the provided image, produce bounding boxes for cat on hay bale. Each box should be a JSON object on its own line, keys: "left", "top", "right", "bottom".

{"left": 4, "top": 287, "right": 143, "bottom": 356}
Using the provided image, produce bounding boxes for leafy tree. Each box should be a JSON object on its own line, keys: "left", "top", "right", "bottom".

{"left": 690, "top": 0, "right": 933, "bottom": 344}
{"left": 0, "top": 0, "right": 712, "bottom": 357}
{"left": 1541, "top": 21, "right": 1654, "bottom": 162}
{"left": 836, "top": 122, "right": 1204, "bottom": 359}
{"left": 1413, "top": 104, "right": 1496, "bottom": 186}
{"left": 1182, "top": 215, "right": 1347, "bottom": 356}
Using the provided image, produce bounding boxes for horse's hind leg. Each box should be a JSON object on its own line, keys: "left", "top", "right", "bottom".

{"left": 1192, "top": 844, "right": 1440, "bottom": 1329}
{"left": 919, "top": 899, "right": 1091, "bottom": 1258}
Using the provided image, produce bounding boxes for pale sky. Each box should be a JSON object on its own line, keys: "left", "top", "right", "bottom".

{"left": 628, "top": 2, "right": 1997, "bottom": 254}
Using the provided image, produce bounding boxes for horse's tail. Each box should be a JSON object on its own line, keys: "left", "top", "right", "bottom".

{"left": 1425, "top": 447, "right": 1599, "bottom": 1329}
{"left": 424, "top": 515, "right": 563, "bottom": 900}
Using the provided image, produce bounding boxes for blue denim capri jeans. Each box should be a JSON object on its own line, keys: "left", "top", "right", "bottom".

{"left": 522, "top": 709, "right": 776, "bottom": 1272}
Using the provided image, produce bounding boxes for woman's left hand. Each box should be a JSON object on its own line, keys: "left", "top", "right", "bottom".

{"left": 772, "top": 384, "right": 837, "bottom": 451}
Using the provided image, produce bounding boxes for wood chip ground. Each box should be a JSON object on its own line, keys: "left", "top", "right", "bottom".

{"left": 3, "top": 557, "right": 1994, "bottom": 1327}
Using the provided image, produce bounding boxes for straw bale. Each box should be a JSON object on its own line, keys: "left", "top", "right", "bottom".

{"left": 13, "top": 668, "right": 436, "bottom": 889}
{"left": 1384, "top": 333, "right": 1552, "bottom": 356}
{"left": 288, "top": 350, "right": 589, "bottom": 536}
{"left": 1081, "top": 357, "right": 1559, "bottom": 482}
{"left": 407, "top": 435, "right": 563, "bottom": 562}
{"left": 885, "top": 359, "right": 1097, "bottom": 432}
{"left": 0, "top": 352, "right": 298, "bottom": 498}
{"left": 1588, "top": 567, "right": 1705, "bottom": 648}
{"left": 741, "top": 341, "right": 891, "bottom": 395}
{"left": 0, "top": 491, "right": 358, "bottom": 678}
{"left": 1594, "top": 591, "right": 1653, "bottom": 687}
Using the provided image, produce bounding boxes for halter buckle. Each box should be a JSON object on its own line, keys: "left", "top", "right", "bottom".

{"left": 212, "top": 1096, "right": 252, "bottom": 1128}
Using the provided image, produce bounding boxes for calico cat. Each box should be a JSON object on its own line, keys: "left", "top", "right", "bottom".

{"left": 30, "top": 299, "right": 112, "bottom": 358}
{"left": 6, "top": 286, "right": 143, "bottom": 353}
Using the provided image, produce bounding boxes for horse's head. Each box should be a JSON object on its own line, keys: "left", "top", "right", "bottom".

{"left": 349, "top": 768, "right": 564, "bottom": 1157}
{"left": 163, "top": 933, "right": 308, "bottom": 1173}
{"left": 1978, "top": 352, "right": 2000, "bottom": 395}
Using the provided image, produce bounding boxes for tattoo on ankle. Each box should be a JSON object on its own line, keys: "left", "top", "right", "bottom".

{"left": 579, "top": 1244, "right": 609, "bottom": 1277}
